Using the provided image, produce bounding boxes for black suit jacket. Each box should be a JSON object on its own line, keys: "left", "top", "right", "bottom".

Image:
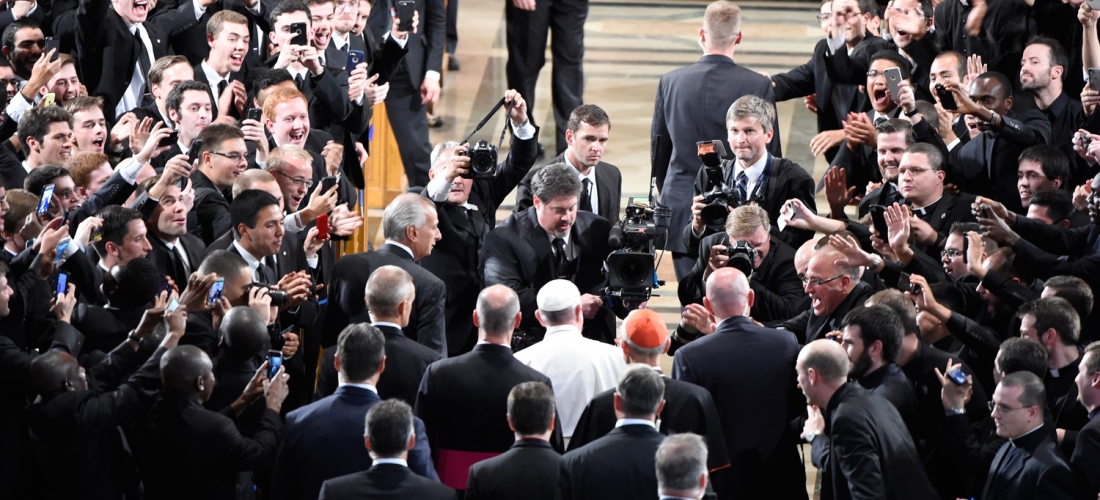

{"left": 687, "top": 156, "right": 816, "bottom": 250}
{"left": 365, "top": 0, "right": 445, "bottom": 90}
{"left": 415, "top": 344, "right": 564, "bottom": 462}
{"left": 323, "top": 243, "right": 447, "bottom": 355}
{"left": 817, "top": 382, "right": 938, "bottom": 500}
{"left": 418, "top": 127, "right": 539, "bottom": 355}
{"left": 146, "top": 233, "right": 206, "bottom": 287}
{"left": 76, "top": 0, "right": 171, "bottom": 120}
{"left": 465, "top": 439, "right": 560, "bottom": 500}
{"left": 822, "top": 34, "right": 938, "bottom": 105}
{"left": 1071, "top": 415, "right": 1100, "bottom": 499}
{"left": 559, "top": 424, "right": 665, "bottom": 500}
{"left": 980, "top": 426, "right": 1078, "bottom": 500}
{"left": 314, "top": 323, "right": 442, "bottom": 405}
{"left": 135, "top": 393, "right": 283, "bottom": 500}
{"left": 567, "top": 375, "right": 730, "bottom": 473}
{"left": 188, "top": 169, "right": 232, "bottom": 246}
{"left": 318, "top": 464, "right": 456, "bottom": 500}
{"left": 165, "top": 0, "right": 270, "bottom": 66}
{"left": 650, "top": 54, "right": 781, "bottom": 255}
{"left": 776, "top": 281, "right": 875, "bottom": 345}
{"left": 0, "top": 147, "right": 24, "bottom": 190}
{"left": 513, "top": 154, "right": 623, "bottom": 221}
{"left": 678, "top": 232, "right": 804, "bottom": 324}
{"left": 480, "top": 208, "right": 616, "bottom": 343}
{"left": 672, "top": 316, "right": 806, "bottom": 499}
{"left": 772, "top": 38, "right": 859, "bottom": 141}
{"left": 954, "top": 109, "right": 1051, "bottom": 215}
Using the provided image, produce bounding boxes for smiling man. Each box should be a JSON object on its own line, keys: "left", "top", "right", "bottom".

{"left": 196, "top": 11, "right": 253, "bottom": 119}
{"left": 64, "top": 96, "right": 108, "bottom": 154}
{"left": 1016, "top": 144, "right": 1069, "bottom": 210}
{"left": 894, "top": 143, "right": 977, "bottom": 254}
{"left": 137, "top": 172, "right": 207, "bottom": 289}
{"left": 515, "top": 104, "right": 621, "bottom": 221}
{"left": 76, "top": 0, "right": 169, "bottom": 119}
{"left": 16, "top": 105, "right": 73, "bottom": 188}
{"left": 189, "top": 124, "right": 248, "bottom": 245}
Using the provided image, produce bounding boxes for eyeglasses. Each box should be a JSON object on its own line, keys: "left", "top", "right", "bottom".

{"left": 272, "top": 169, "right": 314, "bottom": 188}
{"left": 816, "top": 13, "right": 832, "bottom": 21}
{"left": 334, "top": 0, "right": 357, "bottom": 10}
{"left": 799, "top": 274, "right": 845, "bottom": 286}
{"left": 866, "top": 70, "right": 893, "bottom": 78}
{"left": 210, "top": 151, "right": 248, "bottom": 162}
{"left": 941, "top": 248, "right": 965, "bottom": 259}
{"left": 55, "top": 189, "right": 74, "bottom": 200}
{"left": 988, "top": 401, "right": 1031, "bottom": 413}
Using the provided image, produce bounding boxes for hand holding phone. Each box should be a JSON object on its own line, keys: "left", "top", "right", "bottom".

{"left": 345, "top": 50, "right": 365, "bottom": 72}
{"left": 396, "top": 0, "right": 415, "bottom": 31}
{"left": 37, "top": 184, "right": 55, "bottom": 216}
{"left": 884, "top": 67, "right": 903, "bottom": 101}
{"left": 946, "top": 367, "right": 969, "bottom": 386}
{"left": 935, "top": 84, "right": 958, "bottom": 111}
{"left": 268, "top": 350, "right": 284, "bottom": 379}
{"left": 316, "top": 213, "right": 329, "bottom": 240}
{"left": 247, "top": 108, "right": 263, "bottom": 123}
{"left": 187, "top": 139, "right": 204, "bottom": 166}
{"left": 290, "top": 22, "right": 309, "bottom": 46}
{"left": 870, "top": 205, "right": 889, "bottom": 238}
{"left": 56, "top": 272, "right": 68, "bottom": 298}
{"left": 208, "top": 277, "right": 226, "bottom": 306}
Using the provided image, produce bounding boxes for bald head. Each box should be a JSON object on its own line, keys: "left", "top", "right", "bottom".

{"left": 704, "top": 267, "right": 753, "bottom": 320}
{"left": 476, "top": 284, "right": 521, "bottom": 340}
{"left": 794, "top": 239, "right": 816, "bottom": 275}
{"left": 29, "top": 350, "right": 83, "bottom": 394}
{"left": 160, "top": 345, "right": 214, "bottom": 398}
{"left": 220, "top": 306, "right": 270, "bottom": 362}
{"left": 366, "top": 265, "right": 415, "bottom": 319}
{"left": 799, "top": 339, "right": 850, "bottom": 384}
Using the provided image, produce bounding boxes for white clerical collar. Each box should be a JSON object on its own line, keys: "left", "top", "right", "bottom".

{"left": 615, "top": 418, "right": 657, "bottom": 429}
{"left": 1009, "top": 424, "right": 1044, "bottom": 446}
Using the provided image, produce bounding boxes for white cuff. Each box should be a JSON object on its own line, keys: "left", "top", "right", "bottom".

{"left": 18, "top": 2, "right": 37, "bottom": 19}
{"left": 425, "top": 174, "right": 452, "bottom": 202}
{"left": 511, "top": 121, "right": 535, "bottom": 140}
{"left": 826, "top": 33, "right": 845, "bottom": 56}
{"left": 6, "top": 91, "right": 33, "bottom": 123}
{"left": 425, "top": 70, "right": 441, "bottom": 82}
{"left": 283, "top": 211, "right": 306, "bottom": 233}
{"left": 384, "top": 32, "right": 409, "bottom": 49}
{"left": 946, "top": 137, "right": 961, "bottom": 152}
{"left": 306, "top": 255, "right": 319, "bottom": 268}
{"left": 116, "top": 157, "right": 144, "bottom": 184}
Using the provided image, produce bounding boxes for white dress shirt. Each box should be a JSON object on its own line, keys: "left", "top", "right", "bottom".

{"left": 117, "top": 23, "right": 156, "bottom": 118}
{"left": 564, "top": 154, "right": 599, "bottom": 216}
{"left": 733, "top": 153, "right": 768, "bottom": 198}
{"left": 514, "top": 324, "right": 625, "bottom": 447}
{"left": 200, "top": 60, "right": 230, "bottom": 106}
{"left": 231, "top": 241, "right": 267, "bottom": 281}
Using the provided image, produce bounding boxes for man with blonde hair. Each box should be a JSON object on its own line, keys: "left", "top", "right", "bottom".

{"left": 652, "top": 1, "right": 782, "bottom": 280}
{"left": 679, "top": 204, "right": 804, "bottom": 324}
{"left": 196, "top": 10, "right": 254, "bottom": 119}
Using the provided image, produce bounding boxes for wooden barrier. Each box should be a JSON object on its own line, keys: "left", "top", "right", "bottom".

{"left": 337, "top": 103, "right": 407, "bottom": 258}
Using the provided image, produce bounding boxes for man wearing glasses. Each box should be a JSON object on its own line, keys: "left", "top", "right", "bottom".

{"left": 190, "top": 124, "right": 248, "bottom": 245}
{"left": 777, "top": 244, "right": 873, "bottom": 345}
{"left": 980, "top": 371, "right": 1078, "bottom": 499}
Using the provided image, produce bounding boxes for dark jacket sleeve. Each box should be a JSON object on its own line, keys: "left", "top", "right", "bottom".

{"left": 978, "top": 269, "right": 1039, "bottom": 311}
{"left": 1071, "top": 423, "right": 1100, "bottom": 498}
{"left": 650, "top": 75, "right": 673, "bottom": 191}
{"left": 414, "top": 278, "right": 447, "bottom": 356}
{"left": 477, "top": 127, "right": 540, "bottom": 211}
{"left": 1012, "top": 216, "right": 1093, "bottom": 257}
{"left": 771, "top": 53, "right": 817, "bottom": 102}
{"left": 214, "top": 407, "right": 283, "bottom": 472}
{"left": 481, "top": 230, "right": 537, "bottom": 323}
{"left": 945, "top": 312, "right": 1002, "bottom": 359}
{"left": 831, "top": 412, "right": 889, "bottom": 500}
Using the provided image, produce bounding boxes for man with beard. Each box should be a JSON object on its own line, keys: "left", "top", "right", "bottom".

{"left": 850, "top": 118, "right": 913, "bottom": 219}
{"left": 1, "top": 19, "right": 44, "bottom": 81}
{"left": 839, "top": 305, "right": 918, "bottom": 435}
{"left": 1019, "top": 37, "right": 1090, "bottom": 185}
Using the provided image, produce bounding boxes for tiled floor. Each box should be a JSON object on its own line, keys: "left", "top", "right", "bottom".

{"left": 426, "top": 0, "right": 829, "bottom": 495}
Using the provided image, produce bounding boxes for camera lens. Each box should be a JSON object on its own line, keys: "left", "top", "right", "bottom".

{"left": 700, "top": 202, "right": 729, "bottom": 231}
{"left": 615, "top": 254, "right": 651, "bottom": 286}
{"left": 471, "top": 154, "right": 494, "bottom": 175}
{"left": 266, "top": 289, "right": 289, "bottom": 307}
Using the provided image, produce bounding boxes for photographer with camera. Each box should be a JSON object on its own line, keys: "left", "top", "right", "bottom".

{"left": 686, "top": 95, "right": 816, "bottom": 261}
{"left": 678, "top": 205, "right": 804, "bottom": 324}
{"left": 418, "top": 89, "right": 538, "bottom": 356}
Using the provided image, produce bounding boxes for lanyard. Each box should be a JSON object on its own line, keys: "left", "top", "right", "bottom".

{"left": 729, "top": 154, "right": 773, "bottom": 204}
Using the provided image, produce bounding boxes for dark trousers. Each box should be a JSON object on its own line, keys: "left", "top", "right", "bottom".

{"left": 385, "top": 67, "right": 433, "bottom": 188}
{"left": 445, "top": 0, "right": 458, "bottom": 54}
{"left": 504, "top": 0, "right": 586, "bottom": 154}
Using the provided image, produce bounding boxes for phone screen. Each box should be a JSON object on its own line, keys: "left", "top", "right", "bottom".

{"left": 37, "top": 184, "right": 55, "bottom": 215}
{"left": 56, "top": 272, "right": 68, "bottom": 297}
{"left": 268, "top": 350, "right": 283, "bottom": 379}
{"left": 208, "top": 278, "right": 225, "bottom": 304}
{"left": 167, "top": 297, "right": 180, "bottom": 312}
{"left": 54, "top": 239, "right": 69, "bottom": 263}
{"left": 947, "top": 367, "right": 969, "bottom": 386}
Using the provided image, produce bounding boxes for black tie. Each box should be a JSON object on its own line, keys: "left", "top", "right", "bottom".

{"left": 217, "top": 80, "right": 228, "bottom": 101}
{"left": 259, "top": 257, "right": 277, "bottom": 284}
{"left": 166, "top": 246, "right": 188, "bottom": 289}
{"left": 579, "top": 178, "right": 592, "bottom": 213}
{"left": 294, "top": 74, "right": 306, "bottom": 91}
{"left": 552, "top": 237, "right": 567, "bottom": 277}
{"left": 874, "top": 116, "right": 887, "bottom": 127}
{"left": 134, "top": 28, "right": 152, "bottom": 90}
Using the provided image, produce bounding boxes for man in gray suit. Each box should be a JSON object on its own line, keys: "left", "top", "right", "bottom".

{"left": 650, "top": 0, "right": 781, "bottom": 279}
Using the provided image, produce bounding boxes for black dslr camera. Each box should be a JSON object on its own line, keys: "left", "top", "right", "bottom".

{"left": 248, "top": 283, "right": 288, "bottom": 307}
{"left": 720, "top": 240, "right": 755, "bottom": 279}
{"left": 456, "top": 96, "right": 516, "bottom": 179}
{"left": 458, "top": 140, "right": 499, "bottom": 179}
{"left": 698, "top": 140, "right": 734, "bottom": 233}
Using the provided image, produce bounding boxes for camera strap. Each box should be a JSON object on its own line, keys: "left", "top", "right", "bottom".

{"left": 460, "top": 97, "right": 516, "bottom": 151}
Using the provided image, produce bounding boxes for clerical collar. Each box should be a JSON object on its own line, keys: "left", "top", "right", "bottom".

{"left": 911, "top": 195, "right": 942, "bottom": 216}
{"left": 1009, "top": 424, "right": 1044, "bottom": 447}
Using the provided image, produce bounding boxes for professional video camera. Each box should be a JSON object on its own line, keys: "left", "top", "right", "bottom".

{"left": 456, "top": 97, "right": 515, "bottom": 179}
{"left": 698, "top": 140, "right": 734, "bottom": 232}
{"left": 604, "top": 178, "right": 671, "bottom": 304}
{"left": 720, "top": 240, "right": 755, "bottom": 280}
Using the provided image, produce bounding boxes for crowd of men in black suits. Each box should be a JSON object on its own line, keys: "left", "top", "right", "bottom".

{"left": 5, "top": 0, "right": 1100, "bottom": 498}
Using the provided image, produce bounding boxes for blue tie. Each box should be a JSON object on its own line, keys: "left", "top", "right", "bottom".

{"left": 736, "top": 171, "right": 749, "bottom": 201}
